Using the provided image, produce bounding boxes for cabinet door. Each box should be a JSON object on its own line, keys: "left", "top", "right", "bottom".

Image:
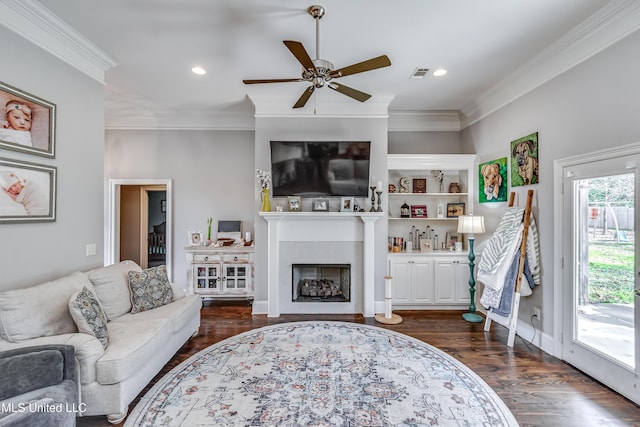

{"left": 223, "top": 264, "right": 251, "bottom": 294}
{"left": 455, "top": 260, "right": 471, "bottom": 304}
{"left": 412, "top": 259, "right": 434, "bottom": 303}
{"left": 194, "top": 264, "right": 221, "bottom": 292}
{"left": 434, "top": 260, "right": 457, "bottom": 303}
{"left": 389, "top": 260, "right": 412, "bottom": 303}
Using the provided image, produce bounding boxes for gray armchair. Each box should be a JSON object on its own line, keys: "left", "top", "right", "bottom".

{"left": 0, "top": 345, "right": 77, "bottom": 427}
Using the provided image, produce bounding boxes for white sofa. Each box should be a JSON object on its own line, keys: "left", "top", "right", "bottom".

{"left": 0, "top": 260, "right": 202, "bottom": 424}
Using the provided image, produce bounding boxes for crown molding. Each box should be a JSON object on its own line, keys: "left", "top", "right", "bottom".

{"left": 460, "top": 0, "right": 640, "bottom": 129}
{"left": 0, "top": 0, "right": 117, "bottom": 84}
{"left": 387, "top": 110, "right": 461, "bottom": 132}
{"left": 105, "top": 109, "right": 256, "bottom": 131}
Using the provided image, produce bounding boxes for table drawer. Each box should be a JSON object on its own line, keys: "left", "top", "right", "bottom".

{"left": 193, "top": 254, "right": 220, "bottom": 263}
{"left": 222, "top": 253, "right": 250, "bottom": 263}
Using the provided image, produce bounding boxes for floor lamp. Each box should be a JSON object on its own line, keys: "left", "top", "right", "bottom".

{"left": 457, "top": 215, "right": 485, "bottom": 323}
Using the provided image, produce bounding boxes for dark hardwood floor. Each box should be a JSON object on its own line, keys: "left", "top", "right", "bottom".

{"left": 79, "top": 302, "right": 640, "bottom": 427}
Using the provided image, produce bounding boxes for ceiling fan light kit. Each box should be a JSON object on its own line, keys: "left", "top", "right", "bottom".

{"left": 243, "top": 4, "right": 391, "bottom": 109}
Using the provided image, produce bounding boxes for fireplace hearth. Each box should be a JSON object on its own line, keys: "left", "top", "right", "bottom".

{"left": 292, "top": 264, "right": 350, "bottom": 303}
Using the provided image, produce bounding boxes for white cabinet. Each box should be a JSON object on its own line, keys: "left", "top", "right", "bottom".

{"left": 389, "top": 256, "right": 434, "bottom": 305}
{"left": 388, "top": 253, "right": 470, "bottom": 308}
{"left": 186, "top": 247, "right": 254, "bottom": 299}
{"left": 387, "top": 154, "right": 476, "bottom": 252}
{"left": 434, "top": 257, "right": 471, "bottom": 305}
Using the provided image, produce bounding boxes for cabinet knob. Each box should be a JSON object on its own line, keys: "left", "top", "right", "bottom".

{"left": 234, "top": 256, "right": 238, "bottom": 261}
{"left": 204, "top": 256, "right": 209, "bottom": 261}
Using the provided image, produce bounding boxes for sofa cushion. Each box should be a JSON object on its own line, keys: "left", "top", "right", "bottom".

{"left": 69, "top": 287, "right": 109, "bottom": 350}
{"left": 110, "top": 294, "right": 202, "bottom": 334}
{"left": 96, "top": 318, "right": 173, "bottom": 384}
{"left": 88, "top": 260, "right": 141, "bottom": 320}
{"left": 127, "top": 265, "right": 173, "bottom": 313}
{"left": 0, "top": 272, "right": 93, "bottom": 342}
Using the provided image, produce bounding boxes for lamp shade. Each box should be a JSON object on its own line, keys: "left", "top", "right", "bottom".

{"left": 457, "top": 215, "right": 485, "bottom": 234}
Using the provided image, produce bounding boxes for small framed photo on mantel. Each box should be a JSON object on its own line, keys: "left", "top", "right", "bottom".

{"left": 312, "top": 198, "right": 329, "bottom": 212}
{"left": 340, "top": 196, "right": 354, "bottom": 212}
{"left": 288, "top": 196, "right": 301, "bottom": 212}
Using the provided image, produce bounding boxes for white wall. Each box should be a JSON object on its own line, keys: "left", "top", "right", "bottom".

{"left": 389, "top": 131, "right": 461, "bottom": 154}
{"left": 0, "top": 26, "right": 105, "bottom": 290}
{"left": 461, "top": 28, "right": 640, "bottom": 341}
{"left": 252, "top": 116, "right": 388, "bottom": 311}
{"left": 104, "top": 129, "right": 255, "bottom": 288}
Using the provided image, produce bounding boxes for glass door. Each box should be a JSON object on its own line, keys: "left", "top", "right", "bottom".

{"left": 562, "top": 154, "right": 639, "bottom": 405}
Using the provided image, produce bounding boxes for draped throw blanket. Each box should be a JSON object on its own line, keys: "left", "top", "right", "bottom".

{"left": 479, "top": 207, "right": 541, "bottom": 314}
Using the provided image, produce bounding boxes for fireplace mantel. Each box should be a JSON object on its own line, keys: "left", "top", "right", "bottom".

{"left": 259, "top": 211, "right": 383, "bottom": 317}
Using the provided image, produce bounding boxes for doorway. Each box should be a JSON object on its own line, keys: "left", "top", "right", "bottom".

{"left": 556, "top": 145, "right": 639, "bottom": 405}
{"left": 108, "top": 179, "right": 173, "bottom": 281}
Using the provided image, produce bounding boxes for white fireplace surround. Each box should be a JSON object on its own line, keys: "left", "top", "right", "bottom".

{"left": 259, "top": 212, "right": 383, "bottom": 317}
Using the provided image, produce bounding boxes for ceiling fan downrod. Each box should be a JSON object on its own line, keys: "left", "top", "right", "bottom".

{"left": 308, "top": 5, "right": 324, "bottom": 60}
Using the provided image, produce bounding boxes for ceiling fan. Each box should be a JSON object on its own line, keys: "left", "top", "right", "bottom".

{"left": 243, "top": 5, "right": 391, "bottom": 109}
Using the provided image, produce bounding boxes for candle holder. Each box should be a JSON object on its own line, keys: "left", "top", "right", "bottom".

{"left": 375, "top": 191, "right": 383, "bottom": 212}
{"left": 369, "top": 186, "right": 377, "bottom": 211}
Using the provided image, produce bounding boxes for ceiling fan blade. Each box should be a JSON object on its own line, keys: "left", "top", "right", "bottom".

{"left": 243, "top": 78, "right": 305, "bottom": 84}
{"left": 329, "top": 55, "right": 391, "bottom": 78}
{"left": 293, "top": 85, "right": 315, "bottom": 108}
{"left": 283, "top": 40, "right": 317, "bottom": 73}
{"left": 327, "top": 82, "right": 371, "bottom": 102}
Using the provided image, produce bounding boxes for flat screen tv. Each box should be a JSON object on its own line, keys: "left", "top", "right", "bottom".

{"left": 270, "top": 141, "right": 371, "bottom": 197}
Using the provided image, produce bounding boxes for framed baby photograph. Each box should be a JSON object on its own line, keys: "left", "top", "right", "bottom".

{"left": 0, "top": 157, "right": 57, "bottom": 223}
{"left": 0, "top": 81, "right": 56, "bottom": 158}
{"left": 340, "top": 196, "right": 354, "bottom": 212}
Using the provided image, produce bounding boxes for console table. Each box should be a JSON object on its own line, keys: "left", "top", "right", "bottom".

{"left": 185, "top": 245, "right": 255, "bottom": 300}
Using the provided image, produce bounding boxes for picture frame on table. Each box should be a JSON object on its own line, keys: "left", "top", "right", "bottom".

{"left": 446, "top": 202, "right": 465, "bottom": 218}
{"left": 340, "top": 196, "right": 354, "bottom": 212}
{"left": 0, "top": 157, "right": 57, "bottom": 223}
{"left": 312, "top": 198, "right": 329, "bottom": 212}
{"left": 188, "top": 231, "right": 203, "bottom": 246}
{"left": 445, "top": 231, "right": 462, "bottom": 249}
{"left": 0, "top": 81, "right": 56, "bottom": 158}
{"left": 288, "top": 196, "right": 301, "bottom": 212}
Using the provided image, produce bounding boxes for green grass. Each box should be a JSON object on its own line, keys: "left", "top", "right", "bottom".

{"left": 588, "top": 242, "right": 634, "bottom": 304}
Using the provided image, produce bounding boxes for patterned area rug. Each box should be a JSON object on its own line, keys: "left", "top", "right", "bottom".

{"left": 125, "top": 322, "right": 518, "bottom": 426}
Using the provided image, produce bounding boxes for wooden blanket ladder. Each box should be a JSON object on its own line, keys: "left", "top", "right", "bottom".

{"left": 483, "top": 189, "right": 534, "bottom": 347}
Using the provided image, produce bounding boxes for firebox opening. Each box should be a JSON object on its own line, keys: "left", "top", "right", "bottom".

{"left": 292, "top": 264, "right": 351, "bottom": 303}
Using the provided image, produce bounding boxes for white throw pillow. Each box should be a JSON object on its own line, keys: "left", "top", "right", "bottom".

{"left": 0, "top": 272, "right": 93, "bottom": 342}
{"left": 69, "top": 287, "right": 109, "bottom": 349}
{"left": 88, "top": 260, "right": 142, "bottom": 320}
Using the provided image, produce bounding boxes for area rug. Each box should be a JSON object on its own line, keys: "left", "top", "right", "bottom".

{"left": 125, "top": 321, "right": 518, "bottom": 426}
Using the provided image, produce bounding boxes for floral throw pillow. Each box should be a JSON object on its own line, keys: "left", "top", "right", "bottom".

{"left": 128, "top": 265, "right": 173, "bottom": 313}
{"left": 68, "top": 286, "right": 109, "bottom": 349}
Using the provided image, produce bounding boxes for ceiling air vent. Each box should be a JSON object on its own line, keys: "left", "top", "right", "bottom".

{"left": 410, "top": 68, "right": 430, "bottom": 79}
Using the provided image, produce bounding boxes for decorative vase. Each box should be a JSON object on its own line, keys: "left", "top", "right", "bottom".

{"left": 261, "top": 188, "right": 271, "bottom": 212}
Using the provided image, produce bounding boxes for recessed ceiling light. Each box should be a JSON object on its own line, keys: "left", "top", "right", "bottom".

{"left": 433, "top": 68, "right": 447, "bottom": 77}
{"left": 192, "top": 66, "right": 206, "bottom": 75}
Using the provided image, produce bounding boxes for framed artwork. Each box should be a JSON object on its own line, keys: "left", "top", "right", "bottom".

{"left": 445, "top": 231, "right": 462, "bottom": 249}
{"left": 446, "top": 202, "right": 465, "bottom": 218}
{"left": 510, "top": 132, "right": 539, "bottom": 186}
{"left": 0, "top": 157, "right": 56, "bottom": 223}
{"left": 312, "top": 198, "right": 329, "bottom": 212}
{"left": 479, "top": 157, "right": 508, "bottom": 203}
{"left": 340, "top": 196, "right": 354, "bottom": 212}
{"left": 410, "top": 204, "right": 427, "bottom": 218}
{"left": 0, "top": 81, "right": 56, "bottom": 158}
{"left": 188, "top": 231, "right": 203, "bottom": 246}
{"left": 419, "top": 238, "right": 433, "bottom": 252}
{"left": 161, "top": 199, "right": 166, "bottom": 213}
{"left": 412, "top": 178, "right": 427, "bottom": 193}
{"left": 288, "top": 196, "right": 301, "bottom": 212}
